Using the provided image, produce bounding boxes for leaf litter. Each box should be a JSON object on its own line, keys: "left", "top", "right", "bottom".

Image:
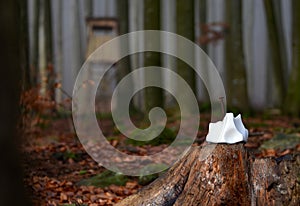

{"left": 21, "top": 110, "right": 300, "bottom": 205}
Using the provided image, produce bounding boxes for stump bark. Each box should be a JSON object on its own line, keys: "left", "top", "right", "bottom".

{"left": 116, "top": 143, "right": 300, "bottom": 206}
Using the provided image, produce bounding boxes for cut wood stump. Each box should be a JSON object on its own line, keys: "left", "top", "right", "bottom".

{"left": 116, "top": 143, "right": 300, "bottom": 206}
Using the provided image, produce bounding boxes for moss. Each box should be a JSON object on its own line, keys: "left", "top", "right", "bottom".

{"left": 78, "top": 170, "right": 87, "bottom": 175}
{"left": 77, "top": 170, "right": 128, "bottom": 187}
{"left": 56, "top": 108, "right": 72, "bottom": 118}
{"left": 138, "top": 163, "right": 168, "bottom": 185}
{"left": 95, "top": 112, "right": 113, "bottom": 120}
{"left": 125, "top": 127, "right": 176, "bottom": 146}
{"left": 106, "top": 136, "right": 120, "bottom": 141}
{"left": 199, "top": 102, "right": 211, "bottom": 113}
{"left": 51, "top": 150, "right": 82, "bottom": 161}
{"left": 260, "top": 133, "right": 300, "bottom": 151}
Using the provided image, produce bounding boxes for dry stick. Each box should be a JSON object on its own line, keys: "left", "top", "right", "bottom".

{"left": 219, "top": 96, "right": 225, "bottom": 118}
{"left": 57, "top": 87, "right": 72, "bottom": 99}
{"left": 248, "top": 132, "right": 265, "bottom": 137}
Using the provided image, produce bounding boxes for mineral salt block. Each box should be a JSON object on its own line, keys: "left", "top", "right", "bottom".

{"left": 206, "top": 113, "right": 248, "bottom": 144}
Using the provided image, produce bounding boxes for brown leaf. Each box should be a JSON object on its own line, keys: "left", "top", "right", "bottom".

{"left": 90, "top": 194, "right": 98, "bottom": 202}
{"left": 125, "top": 181, "right": 138, "bottom": 189}
{"left": 244, "top": 142, "right": 259, "bottom": 148}
{"left": 60, "top": 192, "right": 68, "bottom": 202}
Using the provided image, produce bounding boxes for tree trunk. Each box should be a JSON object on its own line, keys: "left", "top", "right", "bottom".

{"left": 225, "top": 0, "right": 249, "bottom": 112}
{"left": 0, "top": 0, "right": 30, "bottom": 204}
{"left": 176, "top": 0, "right": 196, "bottom": 94}
{"left": 32, "top": 0, "right": 40, "bottom": 86}
{"left": 116, "top": 143, "right": 299, "bottom": 205}
{"left": 284, "top": 0, "right": 300, "bottom": 116}
{"left": 273, "top": 0, "right": 288, "bottom": 86}
{"left": 144, "top": 0, "right": 164, "bottom": 113}
{"left": 38, "top": 0, "right": 47, "bottom": 95}
{"left": 85, "top": 0, "right": 93, "bottom": 17}
{"left": 117, "top": 0, "right": 130, "bottom": 78}
{"left": 199, "top": 0, "right": 207, "bottom": 52}
{"left": 263, "top": 0, "right": 286, "bottom": 107}
{"left": 44, "top": 0, "right": 55, "bottom": 100}
{"left": 116, "top": 0, "right": 134, "bottom": 112}
{"left": 175, "top": 0, "right": 197, "bottom": 113}
{"left": 20, "top": 0, "right": 30, "bottom": 89}
{"left": 54, "top": 0, "right": 63, "bottom": 103}
{"left": 199, "top": 0, "right": 209, "bottom": 102}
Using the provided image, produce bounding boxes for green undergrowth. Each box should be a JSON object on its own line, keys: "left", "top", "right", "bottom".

{"left": 77, "top": 166, "right": 167, "bottom": 188}
{"left": 77, "top": 170, "right": 129, "bottom": 187}
{"left": 138, "top": 163, "right": 168, "bottom": 185}
{"left": 51, "top": 150, "right": 82, "bottom": 162}
{"left": 260, "top": 133, "right": 300, "bottom": 151}
{"left": 125, "top": 127, "right": 177, "bottom": 146}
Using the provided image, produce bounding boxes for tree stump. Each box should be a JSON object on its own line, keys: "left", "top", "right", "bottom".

{"left": 116, "top": 143, "right": 300, "bottom": 206}
{"left": 250, "top": 154, "right": 300, "bottom": 205}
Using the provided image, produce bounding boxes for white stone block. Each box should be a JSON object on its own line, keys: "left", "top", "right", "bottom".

{"left": 206, "top": 113, "right": 248, "bottom": 144}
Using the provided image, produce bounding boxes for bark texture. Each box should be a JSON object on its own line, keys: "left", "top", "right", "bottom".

{"left": 116, "top": 143, "right": 299, "bottom": 206}
{"left": 250, "top": 155, "right": 300, "bottom": 205}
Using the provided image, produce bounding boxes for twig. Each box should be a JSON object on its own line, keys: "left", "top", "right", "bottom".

{"left": 248, "top": 132, "right": 264, "bottom": 137}
{"left": 219, "top": 97, "right": 225, "bottom": 118}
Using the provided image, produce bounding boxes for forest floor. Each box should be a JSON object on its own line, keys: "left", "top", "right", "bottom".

{"left": 21, "top": 109, "right": 300, "bottom": 206}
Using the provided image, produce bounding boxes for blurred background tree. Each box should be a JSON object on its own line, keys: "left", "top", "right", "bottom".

{"left": 264, "top": 0, "right": 286, "bottom": 107}
{"left": 225, "top": 0, "right": 249, "bottom": 112}
{"left": 285, "top": 0, "right": 300, "bottom": 116}
{"left": 143, "top": 0, "right": 164, "bottom": 114}
{"left": 176, "top": 0, "right": 196, "bottom": 94}
{"left": 20, "top": 0, "right": 300, "bottom": 117}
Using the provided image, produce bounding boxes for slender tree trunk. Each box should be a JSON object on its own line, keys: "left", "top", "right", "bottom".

{"left": 75, "top": 0, "right": 84, "bottom": 63}
{"left": 85, "top": 0, "right": 93, "bottom": 17}
{"left": 0, "top": 0, "right": 30, "bottom": 204}
{"left": 273, "top": 1, "right": 288, "bottom": 86}
{"left": 55, "top": 0, "right": 63, "bottom": 103}
{"left": 20, "top": 0, "right": 30, "bottom": 89}
{"left": 144, "top": 0, "right": 164, "bottom": 113}
{"left": 116, "top": 0, "right": 134, "bottom": 112}
{"left": 176, "top": 0, "right": 196, "bottom": 94}
{"left": 225, "top": 0, "right": 249, "bottom": 112}
{"left": 199, "top": 0, "right": 207, "bottom": 53}
{"left": 199, "top": 0, "right": 209, "bottom": 101}
{"left": 32, "top": 0, "right": 40, "bottom": 86}
{"left": 44, "top": 0, "right": 52, "bottom": 66}
{"left": 263, "top": 0, "right": 286, "bottom": 107}
{"left": 73, "top": 0, "right": 83, "bottom": 86}
{"left": 44, "top": 0, "right": 55, "bottom": 99}
{"left": 117, "top": 0, "right": 131, "bottom": 82}
{"left": 38, "top": 0, "right": 54, "bottom": 97}
{"left": 284, "top": 0, "right": 300, "bottom": 116}
{"left": 38, "top": 0, "right": 47, "bottom": 95}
